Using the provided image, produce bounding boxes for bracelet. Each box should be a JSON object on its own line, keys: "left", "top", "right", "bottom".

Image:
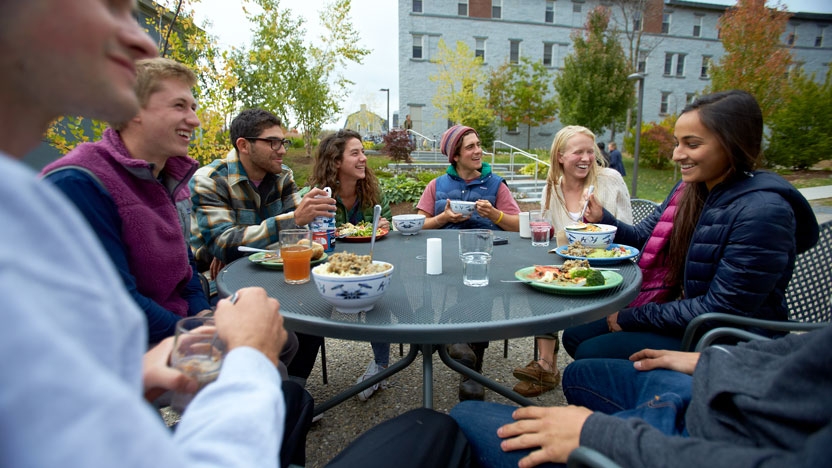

{"left": 495, "top": 211, "right": 504, "bottom": 224}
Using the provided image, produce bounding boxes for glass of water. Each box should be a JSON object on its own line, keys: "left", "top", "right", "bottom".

{"left": 170, "top": 317, "right": 224, "bottom": 413}
{"left": 458, "top": 229, "right": 493, "bottom": 287}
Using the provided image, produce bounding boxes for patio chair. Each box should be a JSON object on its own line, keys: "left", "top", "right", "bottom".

{"left": 630, "top": 198, "right": 659, "bottom": 224}
{"left": 681, "top": 219, "right": 832, "bottom": 351}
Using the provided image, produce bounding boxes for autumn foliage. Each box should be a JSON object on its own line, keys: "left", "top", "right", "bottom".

{"left": 708, "top": 0, "right": 793, "bottom": 120}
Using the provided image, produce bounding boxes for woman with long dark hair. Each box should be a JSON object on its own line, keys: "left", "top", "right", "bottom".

{"left": 563, "top": 90, "right": 819, "bottom": 360}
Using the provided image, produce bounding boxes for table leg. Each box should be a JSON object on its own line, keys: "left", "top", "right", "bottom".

{"left": 437, "top": 344, "right": 535, "bottom": 407}
{"left": 312, "top": 344, "right": 419, "bottom": 416}
{"left": 421, "top": 344, "right": 434, "bottom": 409}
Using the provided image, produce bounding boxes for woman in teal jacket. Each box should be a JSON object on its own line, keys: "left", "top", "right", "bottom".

{"left": 307, "top": 129, "right": 391, "bottom": 402}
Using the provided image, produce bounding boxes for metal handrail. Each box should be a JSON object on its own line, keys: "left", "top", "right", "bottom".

{"left": 407, "top": 129, "right": 441, "bottom": 161}
{"left": 492, "top": 140, "right": 550, "bottom": 188}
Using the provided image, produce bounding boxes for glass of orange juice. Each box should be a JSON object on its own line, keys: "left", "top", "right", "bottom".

{"left": 279, "top": 229, "right": 313, "bottom": 284}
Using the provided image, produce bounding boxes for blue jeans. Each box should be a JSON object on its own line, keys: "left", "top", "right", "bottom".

{"left": 371, "top": 341, "right": 390, "bottom": 367}
{"left": 450, "top": 359, "right": 691, "bottom": 467}
{"left": 562, "top": 318, "right": 683, "bottom": 360}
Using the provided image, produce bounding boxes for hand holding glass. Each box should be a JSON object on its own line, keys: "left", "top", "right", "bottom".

{"left": 170, "top": 317, "right": 224, "bottom": 413}
{"left": 280, "top": 228, "right": 313, "bottom": 284}
{"left": 458, "top": 229, "right": 493, "bottom": 287}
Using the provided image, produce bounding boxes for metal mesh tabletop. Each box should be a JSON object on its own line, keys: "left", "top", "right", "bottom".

{"left": 217, "top": 230, "right": 642, "bottom": 344}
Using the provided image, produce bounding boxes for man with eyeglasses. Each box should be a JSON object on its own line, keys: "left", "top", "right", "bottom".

{"left": 189, "top": 108, "right": 335, "bottom": 274}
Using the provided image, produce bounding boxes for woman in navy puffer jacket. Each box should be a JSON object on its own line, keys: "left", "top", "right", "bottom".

{"left": 563, "top": 90, "right": 819, "bottom": 360}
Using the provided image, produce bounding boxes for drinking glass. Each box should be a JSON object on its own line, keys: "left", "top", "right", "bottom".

{"left": 170, "top": 317, "right": 224, "bottom": 413}
{"left": 458, "top": 229, "right": 493, "bottom": 287}
{"left": 280, "top": 228, "right": 313, "bottom": 284}
{"left": 530, "top": 210, "right": 552, "bottom": 247}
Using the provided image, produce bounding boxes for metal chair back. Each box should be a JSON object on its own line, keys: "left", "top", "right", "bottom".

{"left": 785, "top": 219, "right": 832, "bottom": 323}
{"left": 630, "top": 198, "right": 659, "bottom": 224}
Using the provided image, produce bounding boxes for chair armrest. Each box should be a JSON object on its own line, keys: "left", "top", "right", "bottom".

{"left": 681, "top": 312, "right": 826, "bottom": 351}
{"left": 693, "top": 327, "right": 771, "bottom": 351}
{"left": 568, "top": 447, "right": 622, "bottom": 468}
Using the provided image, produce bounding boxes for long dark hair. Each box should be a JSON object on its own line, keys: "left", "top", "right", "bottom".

{"left": 311, "top": 129, "right": 381, "bottom": 208}
{"left": 666, "top": 90, "right": 763, "bottom": 287}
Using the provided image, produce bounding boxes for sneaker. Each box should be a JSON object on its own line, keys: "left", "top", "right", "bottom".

{"left": 356, "top": 361, "right": 388, "bottom": 401}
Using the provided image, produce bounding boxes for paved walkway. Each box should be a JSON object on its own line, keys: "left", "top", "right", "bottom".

{"left": 802, "top": 185, "right": 832, "bottom": 224}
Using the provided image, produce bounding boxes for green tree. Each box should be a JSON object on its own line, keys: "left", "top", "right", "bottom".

{"left": 486, "top": 57, "right": 558, "bottom": 149}
{"left": 708, "top": 0, "right": 792, "bottom": 120}
{"left": 555, "top": 7, "right": 634, "bottom": 135}
{"left": 429, "top": 40, "right": 495, "bottom": 145}
{"left": 766, "top": 65, "right": 832, "bottom": 169}
{"left": 234, "top": 0, "right": 368, "bottom": 156}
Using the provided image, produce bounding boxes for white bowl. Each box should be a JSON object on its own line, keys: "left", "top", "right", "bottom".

{"left": 311, "top": 261, "right": 394, "bottom": 314}
{"left": 449, "top": 200, "right": 476, "bottom": 216}
{"left": 392, "top": 214, "right": 426, "bottom": 235}
{"left": 565, "top": 223, "right": 618, "bottom": 248}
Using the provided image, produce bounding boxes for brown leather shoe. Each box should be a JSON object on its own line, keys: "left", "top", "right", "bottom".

{"left": 513, "top": 380, "right": 554, "bottom": 397}
{"left": 512, "top": 361, "right": 560, "bottom": 386}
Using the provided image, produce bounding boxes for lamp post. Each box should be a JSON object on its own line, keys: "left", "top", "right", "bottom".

{"left": 626, "top": 73, "right": 645, "bottom": 198}
{"left": 379, "top": 88, "right": 390, "bottom": 134}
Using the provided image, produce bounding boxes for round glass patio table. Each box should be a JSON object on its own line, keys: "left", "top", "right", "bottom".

{"left": 217, "top": 230, "right": 641, "bottom": 412}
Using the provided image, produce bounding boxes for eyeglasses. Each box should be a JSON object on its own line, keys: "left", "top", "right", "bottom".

{"left": 245, "top": 137, "right": 291, "bottom": 151}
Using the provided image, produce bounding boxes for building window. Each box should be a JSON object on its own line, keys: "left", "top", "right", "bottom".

{"left": 786, "top": 24, "right": 796, "bottom": 46}
{"left": 543, "top": 43, "right": 554, "bottom": 66}
{"left": 686, "top": 93, "right": 697, "bottom": 105}
{"left": 664, "top": 53, "right": 674, "bottom": 76}
{"left": 475, "top": 38, "right": 486, "bottom": 61}
{"left": 660, "top": 92, "right": 671, "bottom": 115}
{"left": 573, "top": 3, "right": 582, "bottom": 13}
{"left": 412, "top": 35, "right": 423, "bottom": 59}
{"left": 509, "top": 40, "right": 521, "bottom": 64}
{"left": 633, "top": 13, "right": 642, "bottom": 31}
{"left": 637, "top": 50, "right": 647, "bottom": 73}
{"left": 693, "top": 16, "right": 702, "bottom": 37}
{"left": 412, "top": 0, "right": 422, "bottom": 13}
{"left": 787, "top": 33, "right": 796, "bottom": 45}
{"left": 700, "top": 56, "right": 711, "bottom": 78}
{"left": 492, "top": 0, "right": 502, "bottom": 19}
{"left": 458, "top": 1, "right": 468, "bottom": 16}
{"left": 662, "top": 13, "right": 671, "bottom": 34}
{"left": 676, "top": 54, "right": 686, "bottom": 77}
{"left": 545, "top": 0, "right": 555, "bottom": 23}
{"left": 816, "top": 28, "right": 825, "bottom": 47}
{"left": 507, "top": 123, "right": 519, "bottom": 133}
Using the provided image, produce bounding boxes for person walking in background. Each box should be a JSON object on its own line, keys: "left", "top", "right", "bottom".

{"left": 404, "top": 114, "right": 415, "bottom": 147}
{"left": 416, "top": 124, "right": 521, "bottom": 401}
{"left": 305, "top": 129, "right": 393, "bottom": 401}
{"left": 511, "top": 125, "right": 632, "bottom": 398}
{"left": 565, "top": 90, "right": 819, "bottom": 361}
{"left": 608, "top": 141, "right": 626, "bottom": 176}
{"left": 596, "top": 141, "right": 610, "bottom": 166}
{"left": 42, "top": 58, "right": 211, "bottom": 344}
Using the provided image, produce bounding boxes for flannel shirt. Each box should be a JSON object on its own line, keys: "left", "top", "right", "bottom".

{"left": 189, "top": 148, "right": 303, "bottom": 264}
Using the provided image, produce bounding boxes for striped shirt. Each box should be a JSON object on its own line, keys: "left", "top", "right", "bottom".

{"left": 189, "top": 148, "right": 302, "bottom": 264}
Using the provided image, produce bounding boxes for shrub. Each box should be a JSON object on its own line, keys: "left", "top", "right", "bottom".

{"left": 382, "top": 129, "right": 414, "bottom": 163}
{"left": 624, "top": 117, "right": 676, "bottom": 170}
{"left": 519, "top": 162, "right": 548, "bottom": 178}
{"left": 379, "top": 174, "right": 426, "bottom": 204}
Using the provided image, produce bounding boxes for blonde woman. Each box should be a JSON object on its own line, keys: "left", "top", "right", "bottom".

{"left": 512, "top": 125, "right": 632, "bottom": 397}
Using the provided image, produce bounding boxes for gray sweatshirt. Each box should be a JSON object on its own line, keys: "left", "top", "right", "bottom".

{"left": 581, "top": 325, "right": 832, "bottom": 467}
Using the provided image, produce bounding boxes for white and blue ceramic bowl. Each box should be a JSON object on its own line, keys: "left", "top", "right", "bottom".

{"left": 392, "top": 214, "right": 426, "bottom": 235}
{"left": 564, "top": 223, "right": 617, "bottom": 248}
{"left": 311, "top": 261, "right": 395, "bottom": 314}
{"left": 449, "top": 200, "right": 476, "bottom": 216}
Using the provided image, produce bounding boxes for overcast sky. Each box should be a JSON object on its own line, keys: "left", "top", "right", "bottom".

{"left": 192, "top": 0, "right": 831, "bottom": 129}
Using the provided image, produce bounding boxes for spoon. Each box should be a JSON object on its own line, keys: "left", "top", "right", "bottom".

{"left": 576, "top": 185, "right": 595, "bottom": 224}
{"left": 368, "top": 204, "right": 382, "bottom": 261}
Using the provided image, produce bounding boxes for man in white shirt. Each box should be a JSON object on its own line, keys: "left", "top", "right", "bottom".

{"left": 0, "top": 1, "right": 293, "bottom": 466}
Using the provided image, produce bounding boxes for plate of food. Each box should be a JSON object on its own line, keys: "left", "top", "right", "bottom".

{"left": 514, "top": 260, "right": 623, "bottom": 295}
{"left": 553, "top": 242, "right": 639, "bottom": 265}
{"left": 248, "top": 242, "right": 328, "bottom": 270}
{"left": 336, "top": 222, "right": 389, "bottom": 243}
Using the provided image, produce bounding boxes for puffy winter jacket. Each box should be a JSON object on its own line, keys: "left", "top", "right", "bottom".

{"left": 600, "top": 171, "right": 819, "bottom": 335}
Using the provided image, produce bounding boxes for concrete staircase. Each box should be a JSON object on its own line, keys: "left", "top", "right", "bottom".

{"left": 387, "top": 150, "right": 546, "bottom": 203}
